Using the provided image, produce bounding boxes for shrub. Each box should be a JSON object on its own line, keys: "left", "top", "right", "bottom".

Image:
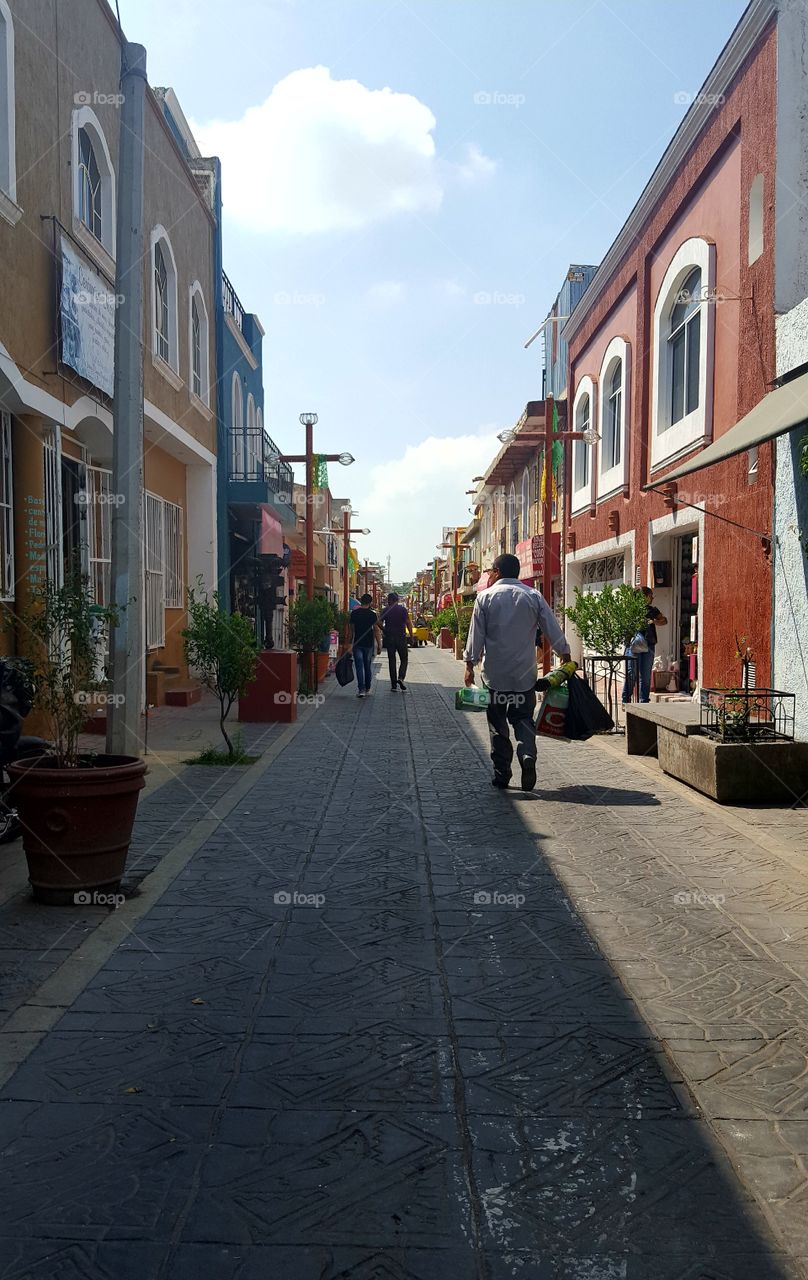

{"left": 565, "top": 584, "right": 649, "bottom": 656}
{"left": 183, "top": 580, "right": 259, "bottom": 760}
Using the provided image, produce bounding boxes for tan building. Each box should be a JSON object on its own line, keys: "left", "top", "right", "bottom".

{"left": 0, "top": 0, "right": 217, "bottom": 704}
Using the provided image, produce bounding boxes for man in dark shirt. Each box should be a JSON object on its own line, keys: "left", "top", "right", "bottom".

{"left": 379, "top": 593, "right": 414, "bottom": 691}
{"left": 349, "top": 594, "right": 382, "bottom": 698}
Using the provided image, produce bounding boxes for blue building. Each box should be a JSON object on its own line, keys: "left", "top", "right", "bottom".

{"left": 155, "top": 89, "right": 297, "bottom": 646}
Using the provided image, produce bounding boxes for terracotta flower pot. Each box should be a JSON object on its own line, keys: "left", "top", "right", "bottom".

{"left": 8, "top": 754, "right": 147, "bottom": 905}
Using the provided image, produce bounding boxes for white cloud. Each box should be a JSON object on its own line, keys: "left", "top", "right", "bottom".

{"left": 366, "top": 280, "right": 407, "bottom": 305}
{"left": 455, "top": 143, "right": 498, "bottom": 184}
{"left": 191, "top": 67, "right": 495, "bottom": 235}
{"left": 361, "top": 430, "right": 500, "bottom": 577}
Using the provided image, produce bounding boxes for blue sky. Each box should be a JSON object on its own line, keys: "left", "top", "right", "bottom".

{"left": 124, "top": 0, "right": 748, "bottom": 579}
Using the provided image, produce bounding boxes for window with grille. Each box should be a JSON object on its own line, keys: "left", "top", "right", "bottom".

{"left": 144, "top": 492, "right": 165, "bottom": 649}
{"left": 78, "top": 126, "right": 102, "bottom": 242}
{"left": 87, "top": 465, "right": 111, "bottom": 605}
{"left": 163, "top": 500, "right": 183, "bottom": 608}
{"left": 154, "top": 243, "right": 170, "bottom": 363}
{"left": 574, "top": 395, "right": 590, "bottom": 491}
{"left": 668, "top": 267, "right": 701, "bottom": 427}
{"left": 0, "top": 411, "right": 13, "bottom": 600}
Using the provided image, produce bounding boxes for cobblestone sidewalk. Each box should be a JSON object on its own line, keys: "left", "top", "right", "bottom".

{"left": 0, "top": 647, "right": 805, "bottom": 1279}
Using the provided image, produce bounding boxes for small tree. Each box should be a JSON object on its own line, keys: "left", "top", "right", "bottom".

{"left": 183, "top": 581, "right": 259, "bottom": 759}
{"left": 565, "top": 584, "right": 649, "bottom": 656}
{"left": 16, "top": 568, "right": 117, "bottom": 768}
{"left": 288, "top": 594, "right": 334, "bottom": 653}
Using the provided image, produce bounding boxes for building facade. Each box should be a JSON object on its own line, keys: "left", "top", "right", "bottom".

{"left": 562, "top": 0, "right": 798, "bottom": 699}
{"left": 0, "top": 0, "right": 217, "bottom": 708}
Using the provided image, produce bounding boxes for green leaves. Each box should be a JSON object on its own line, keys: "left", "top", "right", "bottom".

{"left": 182, "top": 579, "right": 259, "bottom": 759}
{"left": 288, "top": 594, "right": 334, "bottom": 654}
{"left": 564, "top": 584, "right": 650, "bottom": 656}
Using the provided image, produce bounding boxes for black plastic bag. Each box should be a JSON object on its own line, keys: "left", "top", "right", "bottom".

{"left": 564, "top": 673, "right": 614, "bottom": 740}
{"left": 334, "top": 650, "right": 355, "bottom": 687}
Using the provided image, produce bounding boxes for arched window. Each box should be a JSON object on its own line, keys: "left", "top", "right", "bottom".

{"left": 571, "top": 376, "right": 595, "bottom": 515}
{"left": 652, "top": 237, "right": 715, "bottom": 468}
{"left": 597, "top": 337, "right": 630, "bottom": 499}
{"left": 668, "top": 267, "right": 701, "bottom": 426}
{"left": 78, "top": 128, "right": 102, "bottom": 240}
{"left": 71, "top": 107, "right": 115, "bottom": 255}
{"left": 0, "top": 0, "right": 17, "bottom": 210}
{"left": 521, "top": 467, "right": 531, "bottom": 540}
{"left": 188, "top": 282, "right": 209, "bottom": 405}
{"left": 230, "top": 373, "right": 244, "bottom": 478}
{"left": 507, "top": 482, "right": 517, "bottom": 553}
{"left": 151, "top": 227, "right": 179, "bottom": 371}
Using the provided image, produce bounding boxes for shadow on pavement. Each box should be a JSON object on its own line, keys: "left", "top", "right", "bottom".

{"left": 537, "top": 783, "right": 662, "bottom": 806}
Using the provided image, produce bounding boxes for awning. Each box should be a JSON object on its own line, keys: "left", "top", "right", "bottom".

{"left": 258, "top": 506, "right": 283, "bottom": 556}
{"left": 644, "top": 368, "right": 808, "bottom": 488}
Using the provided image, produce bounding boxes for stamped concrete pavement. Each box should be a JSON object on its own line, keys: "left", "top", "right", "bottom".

{"left": 0, "top": 646, "right": 806, "bottom": 1279}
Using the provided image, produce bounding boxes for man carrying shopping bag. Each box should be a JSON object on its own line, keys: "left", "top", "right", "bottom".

{"left": 463, "top": 554, "right": 573, "bottom": 791}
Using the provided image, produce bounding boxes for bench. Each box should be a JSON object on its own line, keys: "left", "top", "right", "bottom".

{"left": 624, "top": 702, "right": 701, "bottom": 758}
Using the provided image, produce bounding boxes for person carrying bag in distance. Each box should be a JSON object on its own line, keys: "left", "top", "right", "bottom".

{"left": 463, "top": 553, "right": 573, "bottom": 791}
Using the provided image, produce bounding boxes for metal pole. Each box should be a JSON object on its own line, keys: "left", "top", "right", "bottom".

{"left": 107, "top": 42, "right": 147, "bottom": 757}
{"left": 305, "top": 419, "right": 314, "bottom": 601}
{"left": 343, "top": 507, "right": 349, "bottom": 616}
{"left": 542, "top": 396, "right": 554, "bottom": 675}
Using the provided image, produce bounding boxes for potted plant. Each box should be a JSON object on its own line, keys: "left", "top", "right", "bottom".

{"left": 289, "top": 593, "right": 334, "bottom": 692}
{"left": 183, "top": 580, "right": 259, "bottom": 762}
{"left": 8, "top": 570, "right": 147, "bottom": 904}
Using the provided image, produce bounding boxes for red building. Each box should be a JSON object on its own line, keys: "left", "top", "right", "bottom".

{"left": 562, "top": 0, "right": 800, "bottom": 694}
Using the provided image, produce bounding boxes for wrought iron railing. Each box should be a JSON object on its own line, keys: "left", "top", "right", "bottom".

{"left": 222, "top": 270, "right": 245, "bottom": 335}
{"left": 229, "top": 426, "right": 293, "bottom": 502}
{"left": 699, "top": 688, "right": 795, "bottom": 743}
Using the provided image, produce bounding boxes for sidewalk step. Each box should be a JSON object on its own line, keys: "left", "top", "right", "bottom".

{"left": 164, "top": 684, "right": 202, "bottom": 707}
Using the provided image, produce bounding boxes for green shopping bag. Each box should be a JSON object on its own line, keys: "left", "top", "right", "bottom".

{"left": 455, "top": 685, "right": 490, "bottom": 713}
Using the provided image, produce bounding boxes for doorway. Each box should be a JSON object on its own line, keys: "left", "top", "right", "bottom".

{"left": 672, "top": 533, "right": 698, "bottom": 692}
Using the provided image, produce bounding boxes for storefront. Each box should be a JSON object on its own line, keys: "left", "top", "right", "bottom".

{"left": 515, "top": 533, "right": 562, "bottom": 609}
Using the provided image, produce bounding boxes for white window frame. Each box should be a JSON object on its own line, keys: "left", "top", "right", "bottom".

{"left": 86, "top": 464, "right": 112, "bottom": 605}
{"left": 163, "top": 499, "right": 183, "bottom": 609}
{"left": 0, "top": 0, "right": 18, "bottom": 212}
{"left": 71, "top": 106, "right": 116, "bottom": 259}
{"left": 150, "top": 225, "right": 179, "bottom": 373}
{"left": 651, "top": 237, "right": 715, "bottom": 470}
{"left": 246, "top": 393, "right": 261, "bottom": 478}
{"left": 0, "top": 410, "right": 13, "bottom": 600}
{"left": 597, "top": 337, "right": 630, "bottom": 500}
{"left": 188, "top": 280, "right": 209, "bottom": 406}
{"left": 570, "top": 376, "right": 595, "bottom": 515}
{"left": 144, "top": 491, "right": 165, "bottom": 650}
{"left": 520, "top": 467, "right": 530, "bottom": 541}
{"left": 230, "top": 372, "right": 244, "bottom": 478}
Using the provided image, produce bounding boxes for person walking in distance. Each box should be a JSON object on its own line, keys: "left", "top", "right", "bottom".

{"left": 350, "top": 593, "right": 382, "bottom": 698}
{"left": 464, "top": 553, "right": 572, "bottom": 791}
{"left": 379, "top": 592, "right": 413, "bottom": 691}
{"left": 622, "top": 586, "right": 667, "bottom": 704}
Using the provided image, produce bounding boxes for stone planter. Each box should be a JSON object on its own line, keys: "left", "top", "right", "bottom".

{"left": 657, "top": 728, "right": 808, "bottom": 804}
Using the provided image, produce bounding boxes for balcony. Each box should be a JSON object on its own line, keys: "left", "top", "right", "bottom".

{"left": 222, "top": 270, "right": 245, "bottom": 335}
{"left": 228, "top": 426, "right": 297, "bottom": 528}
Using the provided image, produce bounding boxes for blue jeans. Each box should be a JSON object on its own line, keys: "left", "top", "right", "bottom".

{"left": 353, "top": 645, "right": 374, "bottom": 692}
{"left": 622, "top": 647, "right": 654, "bottom": 703}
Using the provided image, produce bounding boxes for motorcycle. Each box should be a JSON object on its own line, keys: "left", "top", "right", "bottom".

{"left": 0, "top": 659, "right": 50, "bottom": 844}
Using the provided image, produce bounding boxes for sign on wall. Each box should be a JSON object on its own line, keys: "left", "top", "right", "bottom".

{"left": 59, "top": 236, "right": 116, "bottom": 397}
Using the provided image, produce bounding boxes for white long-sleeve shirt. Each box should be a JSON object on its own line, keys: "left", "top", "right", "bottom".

{"left": 463, "top": 577, "right": 571, "bottom": 692}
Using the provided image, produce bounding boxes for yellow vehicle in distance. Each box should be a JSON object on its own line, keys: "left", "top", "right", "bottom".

{"left": 410, "top": 615, "right": 431, "bottom": 647}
